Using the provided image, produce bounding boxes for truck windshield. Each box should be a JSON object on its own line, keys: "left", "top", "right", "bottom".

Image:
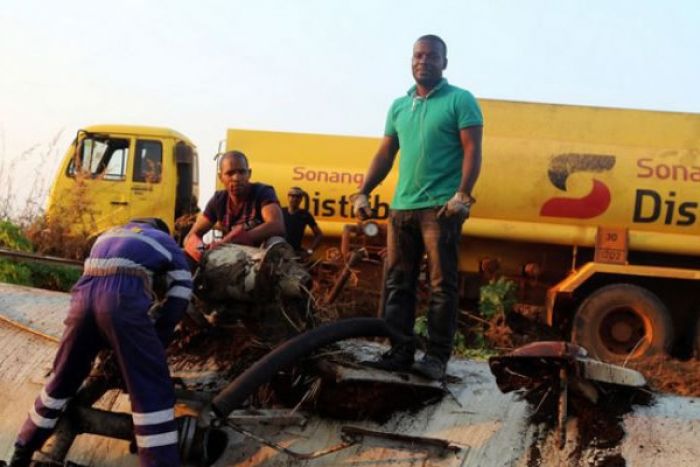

{"left": 68, "top": 137, "right": 130, "bottom": 180}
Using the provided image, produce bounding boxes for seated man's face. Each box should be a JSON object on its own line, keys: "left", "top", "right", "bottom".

{"left": 220, "top": 156, "right": 251, "bottom": 198}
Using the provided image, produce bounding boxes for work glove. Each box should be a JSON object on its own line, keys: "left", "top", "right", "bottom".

{"left": 184, "top": 233, "right": 205, "bottom": 262}
{"left": 351, "top": 193, "right": 373, "bottom": 220}
{"left": 437, "top": 192, "right": 475, "bottom": 222}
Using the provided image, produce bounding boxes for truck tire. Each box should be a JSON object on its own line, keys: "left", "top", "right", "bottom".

{"left": 571, "top": 283, "right": 673, "bottom": 362}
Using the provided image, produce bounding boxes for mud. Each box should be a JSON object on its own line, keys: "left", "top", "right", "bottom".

{"left": 626, "top": 355, "right": 700, "bottom": 397}
{"left": 167, "top": 323, "right": 273, "bottom": 392}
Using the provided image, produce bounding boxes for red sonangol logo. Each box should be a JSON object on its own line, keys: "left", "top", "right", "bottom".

{"left": 540, "top": 154, "right": 616, "bottom": 219}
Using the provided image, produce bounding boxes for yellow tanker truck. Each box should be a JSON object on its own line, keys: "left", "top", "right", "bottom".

{"left": 46, "top": 99, "right": 700, "bottom": 362}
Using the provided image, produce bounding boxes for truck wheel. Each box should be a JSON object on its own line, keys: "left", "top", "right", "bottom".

{"left": 571, "top": 284, "right": 672, "bottom": 362}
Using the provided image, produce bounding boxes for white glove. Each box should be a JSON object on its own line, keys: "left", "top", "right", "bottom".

{"left": 351, "top": 193, "right": 373, "bottom": 220}
{"left": 437, "top": 192, "right": 475, "bottom": 221}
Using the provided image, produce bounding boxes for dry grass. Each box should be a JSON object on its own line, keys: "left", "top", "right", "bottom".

{"left": 0, "top": 131, "right": 97, "bottom": 259}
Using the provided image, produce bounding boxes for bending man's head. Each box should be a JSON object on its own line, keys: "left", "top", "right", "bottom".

{"left": 129, "top": 217, "right": 170, "bottom": 235}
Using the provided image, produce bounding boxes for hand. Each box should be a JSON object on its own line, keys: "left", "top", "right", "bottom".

{"left": 351, "top": 193, "right": 373, "bottom": 220}
{"left": 223, "top": 225, "right": 254, "bottom": 246}
{"left": 184, "top": 234, "right": 204, "bottom": 262}
{"left": 437, "top": 192, "right": 475, "bottom": 222}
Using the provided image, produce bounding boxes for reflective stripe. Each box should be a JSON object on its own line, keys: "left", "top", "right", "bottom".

{"left": 84, "top": 258, "right": 152, "bottom": 276}
{"left": 40, "top": 388, "right": 69, "bottom": 410}
{"left": 167, "top": 285, "right": 192, "bottom": 300}
{"left": 132, "top": 408, "right": 174, "bottom": 426}
{"left": 167, "top": 270, "right": 192, "bottom": 282}
{"left": 29, "top": 406, "right": 58, "bottom": 429}
{"left": 135, "top": 431, "right": 178, "bottom": 448}
{"left": 95, "top": 230, "right": 172, "bottom": 261}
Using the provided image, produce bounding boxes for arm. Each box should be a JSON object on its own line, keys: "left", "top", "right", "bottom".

{"left": 457, "top": 126, "right": 483, "bottom": 197}
{"left": 188, "top": 213, "right": 214, "bottom": 238}
{"left": 359, "top": 136, "right": 400, "bottom": 195}
{"left": 308, "top": 223, "right": 323, "bottom": 252}
{"left": 222, "top": 202, "right": 285, "bottom": 246}
{"left": 155, "top": 239, "right": 194, "bottom": 345}
{"left": 183, "top": 213, "right": 213, "bottom": 261}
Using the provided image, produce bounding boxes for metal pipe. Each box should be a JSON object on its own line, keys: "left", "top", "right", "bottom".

{"left": 324, "top": 248, "right": 366, "bottom": 305}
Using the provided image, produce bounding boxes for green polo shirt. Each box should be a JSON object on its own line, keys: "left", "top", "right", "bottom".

{"left": 384, "top": 79, "right": 483, "bottom": 210}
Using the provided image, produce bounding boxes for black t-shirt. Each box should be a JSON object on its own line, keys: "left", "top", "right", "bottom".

{"left": 283, "top": 208, "right": 317, "bottom": 250}
{"left": 203, "top": 183, "right": 279, "bottom": 233}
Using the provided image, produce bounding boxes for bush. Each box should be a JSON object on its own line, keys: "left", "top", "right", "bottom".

{"left": 0, "top": 260, "right": 33, "bottom": 286}
{"left": 27, "top": 262, "right": 81, "bottom": 291}
{"left": 0, "top": 220, "right": 33, "bottom": 252}
{"left": 0, "top": 220, "right": 80, "bottom": 291}
{"left": 479, "top": 276, "right": 517, "bottom": 319}
{"left": 414, "top": 314, "right": 497, "bottom": 360}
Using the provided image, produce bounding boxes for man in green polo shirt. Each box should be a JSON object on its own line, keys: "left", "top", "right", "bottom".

{"left": 353, "top": 34, "right": 483, "bottom": 380}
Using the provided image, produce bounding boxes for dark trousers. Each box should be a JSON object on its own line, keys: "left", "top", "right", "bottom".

{"left": 383, "top": 208, "right": 462, "bottom": 363}
{"left": 15, "top": 275, "right": 179, "bottom": 467}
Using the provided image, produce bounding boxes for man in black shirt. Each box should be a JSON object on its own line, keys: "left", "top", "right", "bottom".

{"left": 184, "top": 151, "right": 285, "bottom": 263}
{"left": 283, "top": 187, "right": 323, "bottom": 257}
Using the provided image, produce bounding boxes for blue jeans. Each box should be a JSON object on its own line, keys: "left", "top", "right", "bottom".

{"left": 382, "top": 208, "right": 462, "bottom": 363}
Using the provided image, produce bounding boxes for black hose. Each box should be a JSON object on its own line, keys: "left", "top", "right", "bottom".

{"left": 212, "top": 317, "right": 396, "bottom": 417}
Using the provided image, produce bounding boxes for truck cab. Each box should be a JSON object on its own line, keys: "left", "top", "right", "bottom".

{"left": 47, "top": 125, "right": 199, "bottom": 239}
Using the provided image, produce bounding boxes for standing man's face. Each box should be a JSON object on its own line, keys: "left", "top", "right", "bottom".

{"left": 412, "top": 39, "right": 447, "bottom": 88}
{"left": 219, "top": 155, "right": 251, "bottom": 198}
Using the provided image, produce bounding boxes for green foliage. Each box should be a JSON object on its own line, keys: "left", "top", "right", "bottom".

{"left": 414, "top": 315, "right": 497, "bottom": 361}
{"left": 0, "top": 259, "right": 33, "bottom": 286}
{"left": 414, "top": 314, "right": 429, "bottom": 338}
{"left": 0, "top": 220, "right": 80, "bottom": 291}
{"left": 0, "top": 221, "right": 36, "bottom": 286}
{"left": 479, "top": 276, "right": 518, "bottom": 319}
{"left": 27, "top": 263, "right": 81, "bottom": 292}
{"left": 0, "top": 220, "right": 33, "bottom": 252}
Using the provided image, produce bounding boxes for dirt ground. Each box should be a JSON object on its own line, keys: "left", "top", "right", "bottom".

{"left": 173, "top": 256, "right": 700, "bottom": 404}
{"left": 314, "top": 259, "right": 700, "bottom": 400}
{"left": 626, "top": 356, "right": 700, "bottom": 397}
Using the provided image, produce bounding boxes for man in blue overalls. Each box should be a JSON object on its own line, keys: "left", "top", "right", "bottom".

{"left": 10, "top": 218, "right": 193, "bottom": 467}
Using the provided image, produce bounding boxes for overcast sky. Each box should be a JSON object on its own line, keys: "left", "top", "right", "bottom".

{"left": 1, "top": 0, "right": 698, "bottom": 216}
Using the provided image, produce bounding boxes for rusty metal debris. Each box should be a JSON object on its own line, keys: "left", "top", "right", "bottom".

{"left": 0, "top": 247, "right": 83, "bottom": 270}
{"left": 192, "top": 240, "right": 315, "bottom": 341}
{"left": 222, "top": 420, "right": 357, "bottom": 460}
{"left": 340, "top": 426, "right": 463, "bottom": 456}
{"left": 220, "top": 422, "right": 462, "bottom": 461}
{"left": 316, "top": 358, "right": 446, "bottom": 389}
{"left": 323, "top": 248, "right": 367, "bottom": 305}
{"left": 488, "top": 341, "right": 646, "bottom": 449}
{"left": 226, "top": 409, "right": 307, "bottom": 427}
{"left": 197, "top": 240, "right": 311, "bottom": 302}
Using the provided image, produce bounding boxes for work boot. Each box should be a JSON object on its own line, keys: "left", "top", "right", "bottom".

{"left": 364, "top": 345, "right": 414, "bottom": 372}
{"left": 7, "top": 445, "right": 33, "bottom": 467}
{"left": 412, "top": 354, "right": 446, "bottom": 381}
